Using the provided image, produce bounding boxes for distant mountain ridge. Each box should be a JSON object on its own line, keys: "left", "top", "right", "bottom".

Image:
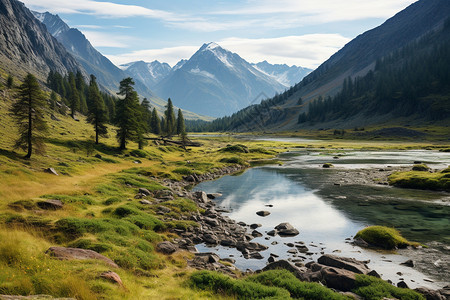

{"left": 0, "top": 0, "right": 84, "bottom": 80}
{"left": 199, "top": 0, "right": 450, "bottom": 131}
{"left": 121, "top": 60, "right": 171, "bottom": 90}
{"left": 252, "top": 61, "right": 312, "bottom": 87}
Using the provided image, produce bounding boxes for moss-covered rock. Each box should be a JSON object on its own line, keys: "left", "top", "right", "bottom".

{"left": 354, "top": 226, "right": 419, "bottom": 249}
{"left": 388, "top": 166, "right": 450, "bottom": 192}
{"left": 412, "top": 164, "right": 429, "bottom": 171}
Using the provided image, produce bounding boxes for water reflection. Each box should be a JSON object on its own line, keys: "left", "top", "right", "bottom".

{"left": 194, "top": 150, "right": 450, "bottom": 289}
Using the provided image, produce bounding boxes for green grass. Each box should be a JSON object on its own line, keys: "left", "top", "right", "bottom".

{"left": 355, "top": 226, "right": 420, "bottom": 249}
{"left": 353, "top": 275, "right": 425, "bottom": 300}
{"left": 388, "top": 166, "right": 450, "bottom": 191}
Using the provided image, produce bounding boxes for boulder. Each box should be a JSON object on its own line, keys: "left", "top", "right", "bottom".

{"left": 251, "top": 230, "right": 263, "bottom": 237}
{"left": 207, "top": 193, "right": 222, "bottom": 199}
{"left": 262, "top": 260, "right": 307, "bottom": 281}
{"left": 397, "top": 281, "right": 409, "bottom": 288}
{"left": 317, "top": 254, "right": 370, "bottom": 274}
{"left": 139, "top": 199, "right": 152, "bottom": 205}
{"left": 256, "top": 211, "right": 270, "bottom": 217}
{"left": 320, "top": 267, "right": 357, "bottom": 292}
{"left": 275, "top": 223, "right": 299, "bottom": 236}
{"left": 44, "top": 168, "right": 58, "bottom": 176}
{"left": 46, "top": 247, "right": 118, "bottom": 268}
{"left": 37, "top": 199, "right": 63, "bottom": 210}
{"left": 194, "top": 191, "right": 209, "bottom": 203}
{"left": 414, "top": 287, "right": 446, "bottom": 300}
{"left": 100, "top": 271, "right": 123, "bottom": 286}
{"left": 156, "top": 241, "right": 177, "bottom": 255}
{"left": 203, "top": 233, "right": 219, "bottom": 244}
{"left": 400, "top": 259, "right": 415, "bottom": 267}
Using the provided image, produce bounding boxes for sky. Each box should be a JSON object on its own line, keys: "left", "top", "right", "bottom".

{"left": 22, "top": 0, "right": 417, "bottom": 69}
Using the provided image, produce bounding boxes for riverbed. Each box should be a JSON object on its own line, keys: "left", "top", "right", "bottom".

{"left": 194, "top": 148, "right": 450, "bottom": 289}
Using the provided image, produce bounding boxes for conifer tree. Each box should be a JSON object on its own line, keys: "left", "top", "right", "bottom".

{"left": 87, "top": 75, "right": 108, "bottom": 144}
{"left": 49, "top": 91, "right": 58, "bottom": 110}
{"left": 10, "top": 73, "right": 48, "bottom": 158}
{"left": 68, "top": 72, "right": 79, "bottom": 119}
{"left": 164, "top": 98, "right": 176, "bottom": 137}
{"left": 176, "top": 108, "right": 185, "bottom": 135}
{"left": 150, "top": 108, "right": 161, "bottom": 135}
{"left": 6, "top": 75, "right": 14, "bottom": 89}
{"left": 115, "top": 77, "right": 141, "bottom": 150}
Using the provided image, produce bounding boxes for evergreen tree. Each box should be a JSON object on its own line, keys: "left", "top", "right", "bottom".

{"left": 76, "top": 71, "right": 88, "bottom": 114}
{"left": 9, "top": 73, "right": 48, "bottom": 158}
{"left": 68, "top": 72, "right": 79, "bottom": 118}
{"left": 140, "top": 98, "right": 152, "bottom": 132}
{"left": 115, "top": 77, "right": 141, "bottom": 150}
{"left": 6, "top": 75, "right": 14, "bottom": 89}
{"left": 150, "top": 108, "right": 161, "bottom": 135}
{"left": 49, "top": 91, "right": 58, "bottom": 110}
{"left": 164, "top": 98, "right": 176, "bottom": 137}
{"left": 87, "top": 75, "right": 108, "bottom": 144}
{"left": 176, "top": 108, "right": 185, "bottom": 135}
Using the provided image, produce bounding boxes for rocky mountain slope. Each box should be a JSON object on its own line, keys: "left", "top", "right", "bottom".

{"left": 252, "top": 61, "right": 312, "bottom": 87}
{"left": 207, "top": 0, "right": 450, "bottom": 131}
{"left": 0, "top": 0, "right": 83, "bottom": 80}
{"left": 121, "top": 60, "right": 172, "bottom": 90}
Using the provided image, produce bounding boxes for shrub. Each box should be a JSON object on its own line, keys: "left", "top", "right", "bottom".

{"left": 353, "top": 274, "right": 425, "bottom": 300}
{"left": 173, "top": 167, "right": 194, "bottom": 175}
{"left": 130, "top": 149, "right": 148, "bottom": 158}
{"left": 220, "top": 157, "right": 246, "bottom": 165}
{"left": 354, "top": 226, "right": 419, "bottom": 249}
{"left": 219, "top": 144, "right": 249, "bottom": 153}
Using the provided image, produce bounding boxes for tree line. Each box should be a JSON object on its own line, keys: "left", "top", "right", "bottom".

{"left": 8, "top": 72, "right": 186, "bottom": 158}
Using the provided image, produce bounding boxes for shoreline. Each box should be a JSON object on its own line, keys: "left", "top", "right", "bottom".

{"left": 152, "top": 160, "right": 449, "bottom": 296}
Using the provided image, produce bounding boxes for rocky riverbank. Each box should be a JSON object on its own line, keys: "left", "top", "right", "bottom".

{"left": 147, "top": 163, "right": 450, "bottom": 299}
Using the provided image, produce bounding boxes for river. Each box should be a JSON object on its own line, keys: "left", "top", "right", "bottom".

{"left": 194, "top": 146, "right": 450, "bottom": 289}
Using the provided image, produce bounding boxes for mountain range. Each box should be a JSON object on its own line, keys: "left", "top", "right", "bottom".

{"left": 201, "top": 0, "right": 450, "bottom": 132}
{"left": 122, "top": 47, "right": 311, "bottom": 117}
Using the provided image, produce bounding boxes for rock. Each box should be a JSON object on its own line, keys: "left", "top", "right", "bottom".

{"left": 296, "top": 245, "right": 309, "bottom": 253}
{"left": 267, "top": 230, "right": 277, "bottom": 236}
{"left": 397, "top": 281, "right": 409, "bottom": 288}
{"left": 367, "top": 270, "right": 381, "bottom": 278}
{"left": 250, "top": 252, "right": 264, "bottom": 259}
{"left": 185, "top": 175, "right": 196, "bottom": 182}
{"left": 256, "top": 211, "right": 270, "bottom": 217}
{"left": 400, "top": 259, "right": 415, "bottom": 267}
{"left": 250, "top": 223, "right": 262, "bottom": 229}
{"left": 100, "top": 271, "right": 123, "bottom": 286}
{"left": 139, "top": 199, "right": 152, "bottom": 205}
{"left": 203, "top": 233, "right": 219, "bottom": 245}
{"left": 237, "top": 221, "right": 247, "bottom": 226}
{"left": 156, "top": 241, "right": 177, "bottom": 254}
{"left": 222, "top": 258, "right": 236, "bottom": 264}
{"left": 46, "top": 247, "right": 118, "bottom": 268}
{"left": 138, "top": 188, "right": 152, "bottom": 196}
{"left": 275, "top": 223, "right": 299, "bottom": 236}
{"left": 204, "top": 217, "right": 220, "bottom": 227}
{"left": 50, "top": 114, "right": 61, "bottom": 121}
{"left": 268, "top": 256, "right": 276, "bottom": 263}
{"left": 194, "top": 191, "right": 209, "bottom": 203}
{"left": 37, "top": 199, "right": 63, "bottom": 210}
{"left": 262, "top": 260, "right": 307, "bottom": 281}
{"left": 353, "top": 237, "right": 369, "bottom": 248}
{"left": 251, "top": 230, "right": 263, "bottom": 237}
{"left": 207, "top": 193, "right": 222, "bottom": 199}
{"left": 94, "top": 154, "right": 102, "bottom": 159}
{"left": 320, "top": 267, "right": 356, "bottom": 292}
{"left": 415, "top": 287, "right": 446, "bottom": 300}
{"left": 220, "top": 239, "right": 236, "bottom": 247}
{"left": 44, "top": 168, "right": 58, "bottom": 176}
{"left": 317, "top": 254, "right": 370, "bottom": 274}
{"left": 323, "top": 163, "right": 334, "bottom": 168}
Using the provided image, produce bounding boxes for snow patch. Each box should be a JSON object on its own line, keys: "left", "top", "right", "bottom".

{"left": 189, "top": 68, "right": 216, "bottom": 80}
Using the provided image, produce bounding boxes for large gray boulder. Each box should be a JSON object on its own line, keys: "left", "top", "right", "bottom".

{"left": 275, "top": 222, "right": 299, "bottom": 236}
{"left": 317, "top": 254, "right": 370, "bottom": 274}
{"left": 46, "top": 247, "right": 118, "bottom": 268}
{"left": 156, "top": 241, "right": 177, "bottom": 254}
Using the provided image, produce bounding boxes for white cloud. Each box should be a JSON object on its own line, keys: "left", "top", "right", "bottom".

{"left": 214, "top": 0, "right": 417, "bottom": 23}
{"left": 81, "top": 30, "right": 133, "bottom": 48}
{"left": 76, "top": 25, "right": 103, "bottom": 29}
{"left": 106, "top": 34, "right": 350, "bottom": 69}
{"left": 21, "top": 0, "right": 179, "bottom": 20}
{"left": 106, "top": 46, "right": 199, "bottom": 67}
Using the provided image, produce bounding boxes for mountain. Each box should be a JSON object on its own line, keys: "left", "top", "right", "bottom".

{"left": 121, "top": 60, "right": 171, "bottom": 90}
{"left": 252, "top": 61, "right": 312, "bottom": 87}
{"left": 203, "top": 0, "right": 450, "bottom": 131}
{"left": 0, "top": 0, "right": 83, "bottom": 80}
{"left": 154, "top": 42, "right": 287, "bottom": 117}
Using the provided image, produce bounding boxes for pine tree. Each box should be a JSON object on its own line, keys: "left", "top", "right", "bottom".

{"left": 6, "top": 75, "right": 14, "bottom": 89}
{"left": 68, "top": 72, "right": 79, "bottom": 119}
{"left": 176, "top": 108, "right": 185, "bottom": 135}
{"left": 164, "top": 98, "right": 176, "bottom": 137}
{"left": 150, "top": 108, "right": 161, "bottom": 135}
{"left": 115, "top": 77, "right": 141, "bottom": 150}
{"left": 9, "top": 73, "right": 48, "bottom": 158}
{"left": 140, "top": 98, "right": 152, "bottom": 132}
{"left": 87, "top": 75, "right": 108, "bottom": 144}
{"left": 49, "top": 91, "right": 58, "bottom": 110}
{"left": 76, "top": 71, "right": 88, "bottom": 114}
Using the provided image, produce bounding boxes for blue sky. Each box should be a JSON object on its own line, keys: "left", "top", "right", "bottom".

{"left": 22, "top": 0, "right": 417, "bottom": 69}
